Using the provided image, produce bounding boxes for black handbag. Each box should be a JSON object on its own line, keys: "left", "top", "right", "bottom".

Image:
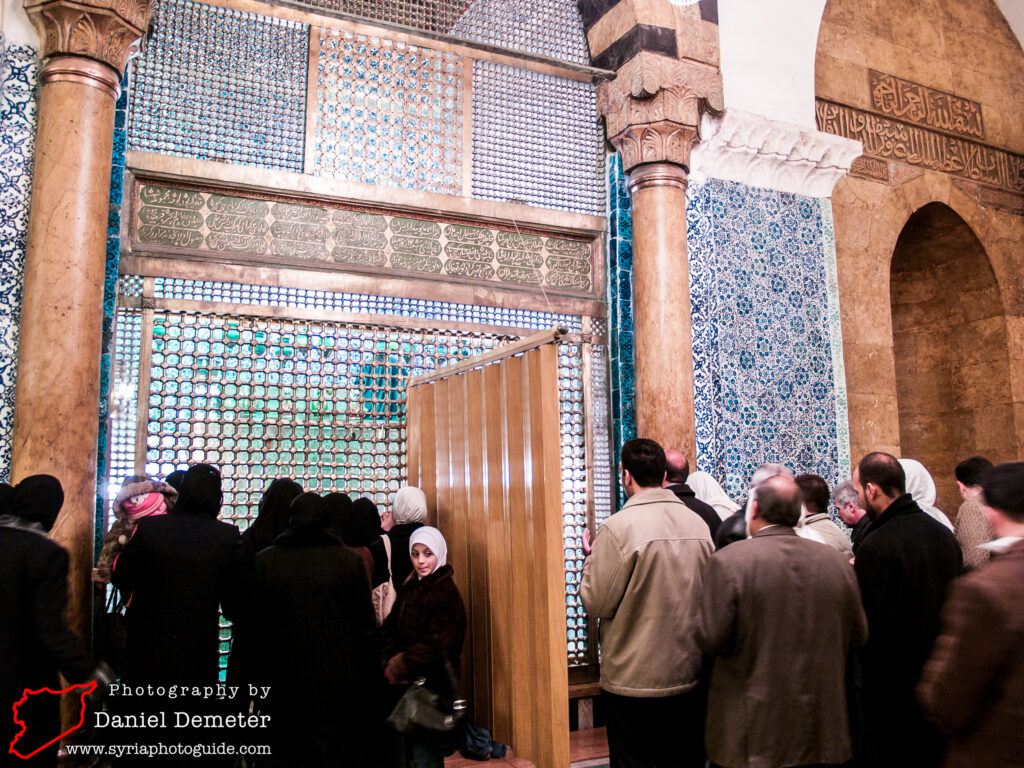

{"left": 386, "top": 659, "right": 467, "bottom": 755}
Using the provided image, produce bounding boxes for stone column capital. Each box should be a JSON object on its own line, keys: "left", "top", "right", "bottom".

{"left": 23, "top": 0, "right": 151, "bottom": 78}
{"left": 598, "top": 51, "right": 722, "bottom": 173}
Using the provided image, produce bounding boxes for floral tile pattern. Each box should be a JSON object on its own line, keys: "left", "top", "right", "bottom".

{"left": 0, "top": 37, "right": 38, "bottom": 481}
{"left": 606, "top": 154, "right": 635, "bottom": 504}
{"left": 687, "top": 178, "right": 846, "bottom": 499}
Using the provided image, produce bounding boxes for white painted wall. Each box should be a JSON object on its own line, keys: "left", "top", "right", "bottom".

{"left": 716, "top": 0, "right": 828, "bottom": 129}
{"left": 2, "top": 0, "right": 39, "bottom": 49}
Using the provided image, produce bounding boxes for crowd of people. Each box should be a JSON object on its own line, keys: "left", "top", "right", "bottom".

{"left": 2, "top": 441, "right": 1022, "bottom": 768}
{"left": 2, "top": 466, "right": 466, "bottom": 768}
{"left": 581, "top": 439, "right": 1024, "bottom": 768}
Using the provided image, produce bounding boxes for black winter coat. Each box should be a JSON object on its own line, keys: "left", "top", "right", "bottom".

{"left": 666, "top": 482, "right": 722, "bottom": 540}
{"left": 854, "top": 494, "right": 963, "bottom": 768}
{"left": 381, "top": 565, "right": 467, "bottom": 702}
{"left": 111, "top": 513, "right": 241, "bottom": 685}
{"left": 0, "top": 528, "right": 95, "bottom": 767}
{"left": 385, "top": 521, "right": 423, "bottom": 589}
{"left": 251, "top": 526, "right": 382, "bottom": 767}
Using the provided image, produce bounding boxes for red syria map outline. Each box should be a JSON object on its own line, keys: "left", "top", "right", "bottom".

{"left": 8, "top": 681, "right": 97, "bottom": 760}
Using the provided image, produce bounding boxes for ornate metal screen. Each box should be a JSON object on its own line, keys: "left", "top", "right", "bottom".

{"left": 111, "top": 276, "right": 610, "bottom": 667}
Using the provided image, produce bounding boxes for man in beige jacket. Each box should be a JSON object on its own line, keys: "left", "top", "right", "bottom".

{"left": 580, "top": 438, "right": 714, "bottom": 768}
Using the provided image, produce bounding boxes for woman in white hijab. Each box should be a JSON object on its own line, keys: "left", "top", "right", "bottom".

{"left": 381, "top": 526, "right": 467, "bottom": 768}
{"left": 386, "top": 486, "right": 428, "bottom": 588}
{"left": 688, "top": 470, "right": 741, "bottom": 521}
{"left": 899, "top": 458, "right": 954, "bottom": 531}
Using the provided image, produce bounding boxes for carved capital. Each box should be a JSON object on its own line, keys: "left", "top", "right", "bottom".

{"left": 598, "top": 51, "right": 721, "bottom": 173}
{"left": 611, "top": 121, "right": 699, "bottom": 175}
{"left": 23, "top": 0, "right": 151, "bottom": 78}
{"left": 689, "top": 109, "right": 863, "bottom": 198}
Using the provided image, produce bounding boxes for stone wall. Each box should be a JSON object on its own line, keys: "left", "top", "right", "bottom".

{"left": 817, "top": 0, "right": 1024, "bottom": 506}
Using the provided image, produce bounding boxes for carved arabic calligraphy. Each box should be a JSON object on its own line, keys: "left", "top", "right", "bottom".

{"left": 869, "top": 71, "right": 983, "bottom": 140}
{"left": 815, "top": 101, "right": 1024, "bottom": 194}
{"left": 132, "top": 183, "right": 599, "bottom": 294}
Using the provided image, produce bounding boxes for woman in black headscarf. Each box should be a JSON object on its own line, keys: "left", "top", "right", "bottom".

{"left": 243, "top": 477, "right": 303, "bottom": 555}
{"left": 112, "top": 464, "right": 241, "bottom": 685}
{"left": 1, "top": 475, "right": 98, "bottom": 766}
{"left": 353, "top": 498, "right": 391, "bottom": 590}
{"left": 326, "top": 492, "right": 375, "bottom": 586}
{"left": 229, "top": 477, "right": 303, "bottom": 686}
{"left": 251, "top": 493, "right": 381, "bottom": 767}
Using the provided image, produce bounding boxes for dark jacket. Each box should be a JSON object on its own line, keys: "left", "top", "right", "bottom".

{"left": 666, "top": 482, "right": 721, "bottom": 540}
{"left": 386, "top": 521, "right": 424, "bottom": 589}
{"left": 854, "top": 494, "right": 962, "bottom": 768}
{"left": 0, "top": 526, "right": 95, "bottom": 766}
{"left": 697, "top": 526, "right": 868, "bottom": 768}
{"left": 851, "top": 514, "right": 872, "bottom": 553}
{"left": 251, "top": 494, "right": 382, "bottom": 768}
{"left": 381, "top": 565, "right": 467, "bottom": 702}
{"left": 919, "top": 539, "right": 1024, "bottom": 768}
{"left": 112, "top": 513, "right": 241, "bottom": 685}
{"left": 715, "top": 508, "right": 748, "bottom": 549}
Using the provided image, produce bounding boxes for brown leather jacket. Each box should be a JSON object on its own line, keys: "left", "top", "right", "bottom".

{"left": 918, "top": 539, "right": 1024, "bottom": 768}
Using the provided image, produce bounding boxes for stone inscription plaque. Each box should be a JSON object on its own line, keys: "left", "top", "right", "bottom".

{"left": 816, "top": 101, "right": 1024, "bottom": 194}
{"left": 869, "top": 71, "right": 983, "bottom": 140}
{"left": 132, "top": 183, "right": 596, "bottom": 293}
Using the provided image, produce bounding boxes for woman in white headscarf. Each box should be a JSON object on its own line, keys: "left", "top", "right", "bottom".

{"left": 381, "top": 526, "right": 467, "bottom": 768}
{"left": 899, "top": 458, "right": 954, "bottom": 531}
{"left": 688, "top": 470, "right": 741, "bottom": 521}
{"left": 386, "top": 486, "right": 428, "bottom": 588}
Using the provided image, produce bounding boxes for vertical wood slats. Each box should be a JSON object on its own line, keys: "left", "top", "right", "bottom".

{"left": 406, "top": 344, "right": 569, "bottom": 768}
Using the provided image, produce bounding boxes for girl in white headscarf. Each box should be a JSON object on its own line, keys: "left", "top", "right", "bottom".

{"left": 899, "top": 458, "right": 954, "bottom": 531}
{"left": 381, "top": 526, "right": 467, "bottom": 768}
{"left": 688, "top": 470, "right": 742, "bottom": 521}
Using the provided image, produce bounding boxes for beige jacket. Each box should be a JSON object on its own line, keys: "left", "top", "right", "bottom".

{"left": 580, "top": 487, "right": 714, "bottom": 697}
{"left": 804, "top": 512, "right": 854, "bottom": 557}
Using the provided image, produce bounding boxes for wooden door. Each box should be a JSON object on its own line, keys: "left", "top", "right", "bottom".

{"left": 406, "top": 329, "right": 570, "bottom": 768}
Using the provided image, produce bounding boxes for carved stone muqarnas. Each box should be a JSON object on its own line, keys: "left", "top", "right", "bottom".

{"left": 24, "top": 0, "right": 151, "bottom": 76}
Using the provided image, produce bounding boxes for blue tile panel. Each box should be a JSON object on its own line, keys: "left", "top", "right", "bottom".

{"left": 605, "top": 154, "right": 635, "bottom": 505}
{"left": 96, "top": 77, "right": 131, "bottom": 558}
{"left": 128, "top": 0, "right": 308, "bottom": 171}
{"left": 451, "top": 0, "right": 591, "bottom": 66}
{"left": 687, "top": 178, "right": 848, "bottom": 499}
{"left": 473, "top": 61, "right": 604, "bottom": 217}
{"left": 0, "top": 38, "right": 38, "bottom": 481}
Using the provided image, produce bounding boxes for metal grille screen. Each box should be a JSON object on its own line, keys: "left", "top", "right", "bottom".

{"left": 144, "top": 311, "right": 515, "bottom": 517}
{"left": 110, "top": 278, "right": 611, "bottom": 668}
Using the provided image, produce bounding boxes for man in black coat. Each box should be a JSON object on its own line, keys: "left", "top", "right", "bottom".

{"left": 112, "top": 464, "right": 242, "bottom": 686}
{"left": 0, "top": 476, "right": 101, "bottom": 767}
{"left": 852, "top": 452, "right": 962, "bottom": 768}
{"left": 663, "top": 449, "right": 721, "bottom": 540}
{"left": 250, "top": 493, "right": 381, "bottom": 768}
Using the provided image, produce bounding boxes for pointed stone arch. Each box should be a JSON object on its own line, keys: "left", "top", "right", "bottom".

{"left": 890, "top": 202, "right": 1015, "bottom": 511}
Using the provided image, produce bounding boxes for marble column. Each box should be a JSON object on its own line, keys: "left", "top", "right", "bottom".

{"left": 15, "top": 0, "right": 149, "bottom": 642}
{"left": 627, "top": 162, "right": 697, "bottom": 457}
{"left": 597, "top": 51, "right": 720, "bottom": 463}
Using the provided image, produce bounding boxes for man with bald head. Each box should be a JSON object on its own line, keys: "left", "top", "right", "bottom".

{"left": 663, "top": 449, "right": 721, "bottom": 539}
{"left": 696, "top": 474, "right": 868, "bottom": 768}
